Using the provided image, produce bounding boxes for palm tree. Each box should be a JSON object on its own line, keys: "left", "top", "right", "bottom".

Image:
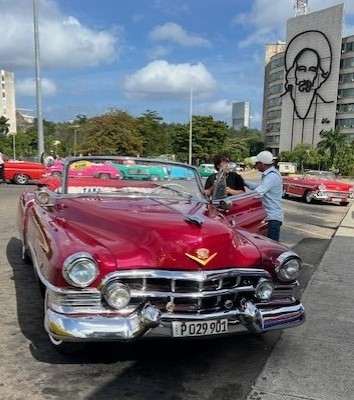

{"left": 317, "top": 127, "right": 346, "bottom": 169}
{"left": 0, "top": 116, "right": 10, "bottom": 135}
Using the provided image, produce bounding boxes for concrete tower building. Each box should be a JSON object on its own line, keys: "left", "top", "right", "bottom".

{"left": 1, "top": 69, "right": 17, "bottom": 134}
{"left": 232, "top": 102, "right": 251, "bottom": 129}
{"left": 262, "top": 4, "right": 354, "bottom": 155}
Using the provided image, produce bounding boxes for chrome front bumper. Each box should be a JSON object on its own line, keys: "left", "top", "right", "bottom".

{"left": 45, "top": 300, "right": 305, "bottom": 342}
{"left": 312, "top": 192, "right": 350, "bottom": 202}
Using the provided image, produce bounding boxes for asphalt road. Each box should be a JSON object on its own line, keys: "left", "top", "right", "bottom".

{"left": 0, "top": 182, "right": 349, "bottom": 400}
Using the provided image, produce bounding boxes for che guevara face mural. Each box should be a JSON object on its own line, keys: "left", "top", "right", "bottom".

{"left": 282, "top": 30, "right": 333, "bottom": 120}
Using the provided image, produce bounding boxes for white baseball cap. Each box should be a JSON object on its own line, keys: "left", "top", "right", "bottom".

{"left": 251, "top": 150, "right": 274, "bottom": 165}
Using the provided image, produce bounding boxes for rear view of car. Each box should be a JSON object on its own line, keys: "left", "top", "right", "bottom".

{"left": 5, "top": 160, "right": 46, "bottom": 184}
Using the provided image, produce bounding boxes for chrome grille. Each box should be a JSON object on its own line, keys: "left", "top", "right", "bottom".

{"left": 322, "top": 191, "right": 349, "bottom": 197}
{"left": 102, "top": 269, "right": 294, "bottom": 314}
{"left": 46, "top": 269, "right": 296, "bottom": 315}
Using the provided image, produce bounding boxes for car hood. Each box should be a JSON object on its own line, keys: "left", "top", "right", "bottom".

{"left": 55, "top": 197, "right": 263, "bottom": 271}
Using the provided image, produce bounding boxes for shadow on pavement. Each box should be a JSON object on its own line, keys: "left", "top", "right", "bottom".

{"left": 7, "top": 237, "right": 283, "bottom": 399}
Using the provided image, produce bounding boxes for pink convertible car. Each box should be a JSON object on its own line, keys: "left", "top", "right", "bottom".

{"left": 45, "top": 159, "right": 121, "bottom": 180}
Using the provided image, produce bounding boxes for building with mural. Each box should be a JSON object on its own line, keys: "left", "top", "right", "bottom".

{"left": 262, "top": 4, "right": 354, "bottom": 155}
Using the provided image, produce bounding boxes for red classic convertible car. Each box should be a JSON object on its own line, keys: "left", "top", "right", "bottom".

{"left": 5, "top": 160, "right": 45, "bottom": 184}
{"left": 282, "top": 170, "right": 354, "bottom": 206}
{"left": 17, "top": 156, "right": 305, "bottom": 353}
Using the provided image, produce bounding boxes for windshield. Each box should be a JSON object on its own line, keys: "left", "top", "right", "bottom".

{"left": 305, "top": 171, "right": 336, "bottom": 180}
{"left": 54, "top": 156, "right": 205, "bottom": 200}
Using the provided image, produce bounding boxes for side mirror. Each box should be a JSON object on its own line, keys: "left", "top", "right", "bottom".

{"left": 219, "top": 198, "right": 232, "bottom": 211}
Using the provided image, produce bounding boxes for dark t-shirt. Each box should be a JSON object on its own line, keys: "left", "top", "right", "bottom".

{"left": 205, "top": 172, "right": 245, "bottom": 192}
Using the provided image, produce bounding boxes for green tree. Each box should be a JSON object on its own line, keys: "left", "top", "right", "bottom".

{"left": 80, "top": 110, "right": 144, "bottom": 155}
{"left": 317, "top": 127, "right": 346, "bottom": 169}
{"left": 137, "top": 110, "right": 167, "bottom": 156}
{"left": 0, "top": 116, "right": 10, "bottom": 135}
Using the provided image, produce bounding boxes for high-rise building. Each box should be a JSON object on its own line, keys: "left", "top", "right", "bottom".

{"left": 1, "top": 69, "right": 17, "bottom": 134}
{"left": 262, "top": 4, "right": 354, "bottom": 155}
{"left": 232, "top": 101, "right": 251, "bottom": 129}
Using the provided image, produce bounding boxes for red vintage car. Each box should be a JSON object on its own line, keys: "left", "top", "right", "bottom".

{"left": 5, "top": 160, "right": 45, "bottom": 184}
{"left": 283, "top": 170, "right": 354, "bottom": 206}
{"left": 17, "top": 156, "right": 305, "bottom": 353}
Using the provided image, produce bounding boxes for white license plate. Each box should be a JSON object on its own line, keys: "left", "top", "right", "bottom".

{"left": 331, "top": 198, "right": 345, "bottom": 202}
{"left": 172, "top": 319, "right": 228, "bottom": 337}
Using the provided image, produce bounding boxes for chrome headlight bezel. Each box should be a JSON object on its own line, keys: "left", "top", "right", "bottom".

{"left": 103, "top": 281, "right": 131, "bottom": 309}
{"left": 62, "top": 252, "right": 99, "bottom": 288}
{"left": 276, "top": 252, "right": 303, "bottom": 282}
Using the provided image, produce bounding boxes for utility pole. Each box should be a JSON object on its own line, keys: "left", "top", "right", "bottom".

{"left": 33, "top": 0, "right": 44, "bottom": 160}
{"left": 188, "top": 87, "right": 193, "bottom": 165}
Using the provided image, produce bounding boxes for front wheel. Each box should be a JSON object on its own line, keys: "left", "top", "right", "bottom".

{"left": 14, "top": 173, "right": 29, "bottom": 185}
{"left": 340, "top": 202, "right": 349, "bottom": 206}
{"left": 305, "top": 191, "right": 313, "bottom": 203}
{"left": 150, "top": 174, "right": 159, "bottom": 181}
{"left": 45, "top": 289, "right": 86, "bottom": 354}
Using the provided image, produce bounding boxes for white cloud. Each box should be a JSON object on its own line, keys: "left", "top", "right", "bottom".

{"left": 146, "top": 45, "right": 171, "bottom": 59}
{"left": 0, "top": 0, "right": 120, "bottom": 70}
{"left": 16, "top": 77, "right": 57, "bottom": 97}
{"left": 148, "top": 22, "right": 212, "bottom": 47}
{"left": 124, "top": 60, "right": 217, "bottom": 99}
{"left": 234, "top": 0, "right": 354, "bottom": 48}
{"left": 196, "top": 99, "right": 233, "bottom": 117}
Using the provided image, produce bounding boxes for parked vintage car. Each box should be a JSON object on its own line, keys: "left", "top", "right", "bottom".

{"left": 169, "top": 165, "right": 194, "bottom": 180}
{"left": 17, "top": 156, "right": 305, "bottom": 353}
{"left": 4, "top": 160, "right": 46, "bottom": 184}
{"left": 282, "top": 170, "right": 354, "bottom": 206}
{"left": 197, "top": 163, "right": 217, "bottom": 178}
{"left": 45, "top": 159, "right": 121, "bottom": 179}
{"left": 113, "top": 159, "right": 168, "bottom": 181}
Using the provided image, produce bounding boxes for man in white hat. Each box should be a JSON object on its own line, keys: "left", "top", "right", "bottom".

{"left": 244, "top": 150, "right": 283, "bottom": 241}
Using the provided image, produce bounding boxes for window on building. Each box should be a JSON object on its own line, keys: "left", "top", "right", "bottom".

{"left": 345, "top": 42, "right": 354, "bottom": 52}
{"left": 269, "top": 83, "right": 283, "bottom": 95}
{"left": 338, "top": 88, "right": 354, "bottom": 98}
{"left": 340, "top": 57, "right": 354, "bottom": 68}
{"left": 339, "top": 72, "right": 354, "bottom": 83}
{"left": 268, "top": 97, "right": 282, "bottom": 107}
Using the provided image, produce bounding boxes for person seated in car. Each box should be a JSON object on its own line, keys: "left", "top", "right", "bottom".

{"left": 204, "top": 152, "right": 245, "bottom": 198}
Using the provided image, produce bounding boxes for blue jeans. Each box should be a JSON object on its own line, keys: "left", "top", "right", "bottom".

{"left": 267, "top": 220, "right": 282, "bottom": 241}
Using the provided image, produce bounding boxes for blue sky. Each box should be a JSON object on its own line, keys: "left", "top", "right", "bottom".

{"left": 1, "top": 0, "right": 354, "bottom": 129}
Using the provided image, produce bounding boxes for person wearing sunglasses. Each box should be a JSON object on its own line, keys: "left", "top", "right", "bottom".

{"left": 204, "top": 152, "right": 245, "bottom": 198}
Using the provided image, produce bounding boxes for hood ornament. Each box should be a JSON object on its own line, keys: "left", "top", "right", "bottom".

{"left": 185, "top": 248, "right": 217, "bottom": 266}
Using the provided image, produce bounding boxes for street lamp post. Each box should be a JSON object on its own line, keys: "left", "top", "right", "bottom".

{"left": 74, "top": 130, "right": 78, "bottom": 156}
{"left": 33, "top": 0, "right": 44, "bottom": 160}
{"left": 188, "top": 87, "right": 193, "bottom": 165}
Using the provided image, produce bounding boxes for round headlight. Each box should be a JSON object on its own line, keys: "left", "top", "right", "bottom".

{"left": 103, "top": 282, "right": 131, "bottom": 309}
{"left": 276, "top": 257, "right": 302, "bottom": 281}
{"left": 37, "top": 191, "right": 50, "bottom": 205}
{"left": 255, "top": 279, "right": 274, "bottom": 301}
{"left": 63, "top": 252, "right": 98, "bottom": 288}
